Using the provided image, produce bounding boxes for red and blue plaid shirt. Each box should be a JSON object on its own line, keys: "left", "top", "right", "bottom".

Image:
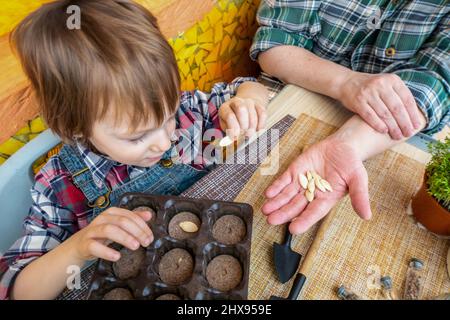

{"left": 0, "top": 77, "right": 254, "bottom": 299}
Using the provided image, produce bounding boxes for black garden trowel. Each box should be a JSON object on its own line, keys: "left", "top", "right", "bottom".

{"left": 273, "top": 224, "right": 302, "bottom": 283}
{"left": 270, "top": 273, "right": 307, "bottom": 300}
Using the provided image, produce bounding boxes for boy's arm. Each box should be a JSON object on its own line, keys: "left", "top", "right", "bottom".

{"left": 4, "top": 186, "right": 153, "bottom": 300}
{"left": 10, "top": 233, "right": 85, "bottom": 300}
{"left": 0, "top": 180, "right": 79, "bottom": 300}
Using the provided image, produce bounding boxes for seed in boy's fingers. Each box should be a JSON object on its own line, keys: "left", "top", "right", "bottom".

{"left": 299, "top": 173, "right": 308, "bottom": 189}
{"left": 306, "top": 171, "right": 313, "bottom": 181}
{"left": 219, "top": 136, "right": 233, "bottom": 147}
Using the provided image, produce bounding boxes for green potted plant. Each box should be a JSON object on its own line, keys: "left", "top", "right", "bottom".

{"left": 411, "top": 137, "right": 450, "bottom": 236}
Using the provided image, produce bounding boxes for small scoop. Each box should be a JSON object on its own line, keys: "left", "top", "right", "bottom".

{"left": 273, "top": 224, "right": 302, "bottom": 283}
{"left": 270, "top": 273, "right": 307, "bottom": 300}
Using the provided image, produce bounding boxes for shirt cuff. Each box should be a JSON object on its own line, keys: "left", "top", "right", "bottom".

{"left": 394, "top": 70, "right": 450, "bottom": 135}
{"left": 0, "top": 256, "right": 39, "bottom": 300}
{"left": 250, "top": 26, "right": 313, "bottom": 61}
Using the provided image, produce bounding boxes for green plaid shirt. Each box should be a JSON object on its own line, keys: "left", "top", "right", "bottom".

{"left": 250, "top": 0, "right": 449, "bottom": 135}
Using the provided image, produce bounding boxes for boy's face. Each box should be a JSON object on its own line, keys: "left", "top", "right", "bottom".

{"left": 89, "top": 110, "right": 177, "bottom": 167}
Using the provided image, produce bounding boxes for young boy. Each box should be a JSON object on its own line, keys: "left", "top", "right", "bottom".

{"left": 0, "top": 0, "right": 268, "bottom": 300}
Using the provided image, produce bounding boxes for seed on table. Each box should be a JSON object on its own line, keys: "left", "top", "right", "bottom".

{"left": 320, "top": 179, "right": 333, "bottom": 192}
{"left": 306, "top": 171, "right": 313, "bottom": 181}
{"left": 305, "top": 190, "right": 314, "bottom": 202}
{"left": 307, "top": 179, "right": 315, "bottom": 193}
{"left": 299, "top": 173, "right": 308, "bottom": 189}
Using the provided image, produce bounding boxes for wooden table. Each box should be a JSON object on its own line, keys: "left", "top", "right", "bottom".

{"left": 245, "top": 84, "right": 439, "bottom": 165}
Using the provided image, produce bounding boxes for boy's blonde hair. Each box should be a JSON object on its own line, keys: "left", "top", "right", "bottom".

{"left": 11, "top": 0, "right": 180, "bottom": 144}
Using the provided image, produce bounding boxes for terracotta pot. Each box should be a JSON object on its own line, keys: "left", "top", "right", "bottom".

{"left": 411, "top": 174, "right": 450, "bottom": 236}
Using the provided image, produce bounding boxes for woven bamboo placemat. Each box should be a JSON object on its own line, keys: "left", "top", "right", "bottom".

{"left": 235, "top": 113, "right": 450, "bottom": 300}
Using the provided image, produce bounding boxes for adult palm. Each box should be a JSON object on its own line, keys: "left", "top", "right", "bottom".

{"left": 262, "top": 136, "right": 373, "bottom": 234}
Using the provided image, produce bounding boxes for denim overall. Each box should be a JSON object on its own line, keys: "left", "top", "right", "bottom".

{"left": 58, "top": 144, "right": 209, "bottom": 221}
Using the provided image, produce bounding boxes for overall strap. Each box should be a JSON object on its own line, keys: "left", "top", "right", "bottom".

{"left": 59, "top": 144, "right": 111, "bottom": 209}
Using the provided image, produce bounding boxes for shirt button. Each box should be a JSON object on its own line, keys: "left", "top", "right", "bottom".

{"left": 160, "top": 159, "right": 174, "bottom": 168}
{"left": 95, "top": 195, "right": 107, "bottom": 207}
{"left": 385, "top": 47, "right": 396, "bottom": 57}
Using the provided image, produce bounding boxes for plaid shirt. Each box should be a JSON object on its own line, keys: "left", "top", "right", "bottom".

{"left": 0, "top": 77, "right": 254, "bottom": 299}
{"left": 251, "top": 0, "right": 449, "bottom": 134}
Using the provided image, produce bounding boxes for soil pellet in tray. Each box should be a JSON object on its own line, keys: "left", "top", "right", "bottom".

{"left": 87, "top": 194, "right": 253, "bottom": 300}
{"left": 103, "top": 288, "right": 134, "bottom": 300}
{"left": 206, "top": 255, "right": 242, "bottom": 292}
{"left": 155, "top": 294, "right": 181, "bottom": 300}
{"left": 112, "top": 246, "right": 145, "bottom": 280}
{"left": 168, "top": 212, "right": 201, "bottom": 240}
{"left": 159, "top": 248, "right": 194, "bottom": 285}
{"left": 212, "top": 215, "right": 246, "bottom": 245}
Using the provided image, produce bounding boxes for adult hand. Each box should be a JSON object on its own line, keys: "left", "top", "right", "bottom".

{"left": 339, "top": 72, "right": 422, "bottom": 140}
{"left": 262, "top": 135, "right": 372, "bottom": 234}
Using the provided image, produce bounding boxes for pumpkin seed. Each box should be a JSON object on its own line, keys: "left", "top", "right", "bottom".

{"left": 299, "top": 173, "right": 308, "bottom": 189}
{"left": 307, "top": 179, "right": 315, "bottom": 193}
{"left": 305, "top": 190, "right": 314, "bottom": 202}
{"left": 320, "top": 179, "right": 333, "bottom": 192}
{"left": 315, "top": 176, "right": 326, "bottom": 192}
{"left": 306, "top": 171, "right": 313, "bottom": 181}
{"left": 311, "top": 171, "right": 320, "bottom": 180}
{"left": 179, "top": 221, "right": 199, "bottom": 233}
{"left": 219, "top": 136, "right": 233, "bottom": 147}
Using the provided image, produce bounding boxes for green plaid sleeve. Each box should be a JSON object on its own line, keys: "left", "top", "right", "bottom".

{"left": 250, "top": 0, "right": 321, "bottom": 61}
{"left": 382, "top": 13, "right": 450, "bottom": 135}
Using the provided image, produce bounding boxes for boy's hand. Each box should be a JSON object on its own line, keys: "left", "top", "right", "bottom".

{"left": 219, "top": 97, "right": 267, "bottom": 139}
{"left": 69, "top": 207, "right": 153, "bottom": 262}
